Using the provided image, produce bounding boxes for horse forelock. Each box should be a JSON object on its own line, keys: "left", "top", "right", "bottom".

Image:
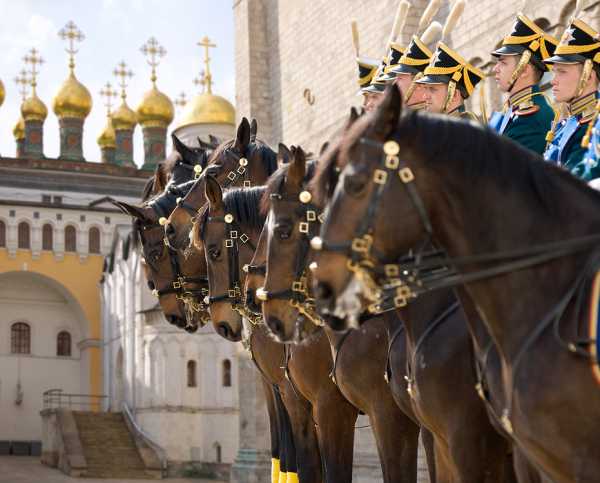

{"left": 261, "top": 160, "right": 318, "bottom": 215}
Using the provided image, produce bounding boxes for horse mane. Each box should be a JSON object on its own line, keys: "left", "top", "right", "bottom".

{"left": 261, "top": 160, "right": 318, "bottom": 214}
{"left": 314, "top": 107, "right": 600, "bottom": 214}
{"left": 399, "top": 110, "right": 600, "bottom": 213}
{"left": 198, "top": 186, "right": 267, "bottom": 241}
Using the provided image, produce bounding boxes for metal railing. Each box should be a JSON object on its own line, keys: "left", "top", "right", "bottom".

{"left": 42, "top": 389, "right": 107, "bottom": 410}
{"left": 122, "top": 401, "right": 168, "bottom": 477}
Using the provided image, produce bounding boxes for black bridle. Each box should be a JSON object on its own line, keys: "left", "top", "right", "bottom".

{"left": 141, "top": 182, "right": 210, "bottom": 323}
{"left": 256, "top": 190, "right": 325, "bottom": 327}
{"left": 204, "top": 212, "right": 261, "bottom": 324}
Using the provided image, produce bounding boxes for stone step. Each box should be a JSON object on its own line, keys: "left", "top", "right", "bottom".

{"left": 72, "top": 411, "right": 150, "bottom": 479}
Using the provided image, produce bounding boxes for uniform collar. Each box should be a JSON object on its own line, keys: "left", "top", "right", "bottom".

{"left": 568, "top": 92, "right": 597, "bottom": 118}
{"left": 507, "top": 84, "right": 539, "bottom": 109}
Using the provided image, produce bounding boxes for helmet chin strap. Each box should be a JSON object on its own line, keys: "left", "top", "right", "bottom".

{"left": 443, "top": 79, "right": 457, "bottom": 113}
{"left": 574, "top": 59, "right": 594, "bottom": 101}
{"left": 405, "top": 72, "right": 423, "bottom": 102}
{"left": 508, "top": 50, "right": 532, "bottom": 92}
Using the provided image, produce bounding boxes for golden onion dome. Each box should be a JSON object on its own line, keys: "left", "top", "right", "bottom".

{"left": 21, "top": 93, "right": 48, "bottom": 122}
{"left": 52, "top": 72, "right": 92, "bottom": 119}
{"left": 112, "top": 100, "right": 137, "bottom": 130}
{"left": 97, "top": 116, "right": 116, "bottom": 148}
{"left": 177, "top": 92, "right": 235, "bottom": 128}
{"left": 136, "top": 86, "right": 174, "bottom": 128}
{"left": 0, "top": 78, "right": 5, "bottom": 107}
{"left": 13, "top": 117, "right": 25, "bottom": 140}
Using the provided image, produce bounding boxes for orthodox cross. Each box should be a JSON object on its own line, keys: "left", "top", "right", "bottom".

{"left": 58, "top": 21, "right": 84, "bottom": 73}
{"left": 113, "top": 61, "right": 134, "bottom": 101}
{"left": 197, "top": 36, "right": 216, "bottom": 93}
{"left": 14, "top": 69, "right": 30, "bottom": 101}
{"left": 23, "top": 48, "right": 44, "bottom": 93}
{"left": 174, "top": 91, "right": 187, "bottom": 111}
{"left": 140, "top": 37, "right": 166, "bottom": 86}
{"left": 99, "top": 82, "right": 117, "bottom": 115}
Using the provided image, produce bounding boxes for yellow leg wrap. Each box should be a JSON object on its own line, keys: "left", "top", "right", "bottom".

{"left": 286, "top": 472, "right": 299, "bottom": 483}
{"left": 278, "top": 471, "right": 287, "bottom": 483}
{"left": 271, "top": 458, "right": 280, "bottom": 483}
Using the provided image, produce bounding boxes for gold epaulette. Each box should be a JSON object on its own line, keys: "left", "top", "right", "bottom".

{"left": 581, "top": 99, "right": 600, "bottom": 148}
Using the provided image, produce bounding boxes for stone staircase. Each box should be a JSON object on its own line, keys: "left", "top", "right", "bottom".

{"left": 73, "top": 411, "right": 157, "bottom": 479}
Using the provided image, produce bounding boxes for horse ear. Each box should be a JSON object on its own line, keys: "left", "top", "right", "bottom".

{"left": 277, "top": 143, "right": 292, "bottom": 166}
{"left": 349, "top": 106, "right": 359, "bottom": 125}
{"left": 371, "top": 84, "right": 403, "bottom": 138}
{"left": 197, "top": 136, "right": 213, "bottom": 151}
{"left": 204, "top": 175, "right": 224, "bottom": 208}
{"left": 209, "top": 134, "right": 221, "bottom": 147}
{"left": 287, "top": 146, "right": 306, "bottom": 189}
{"left": 250, "top": 118, "right": 258, "bottom": 143}
{"left": 109, "top": 199, "right": 149, "bottom": 221}
{"left": 154, "top": 163, "right": 168, "bottom": 192}
{"left": 234, "top": 117, "right": 251, "bottom": 152}
{"left": 171, "top": 133, "right": 194, "bottom": 163}
{"left": 319, "top": 141, "right": 330, "bottom": 157}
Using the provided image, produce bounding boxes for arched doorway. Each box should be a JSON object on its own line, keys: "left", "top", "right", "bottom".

{"left": 0, "top": 271, "right": 88, "bottom": 444}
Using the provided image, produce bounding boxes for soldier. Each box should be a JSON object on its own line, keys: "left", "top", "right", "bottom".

{"left": 543, "top": 18, "right": 600, "bottom": 179}
{"left": 417, "top": 42, "right": 484, "bottom": 119}
{"left": 489, "top": 14, "right": 558, "bottom": 154}
{"left": 355, "top": 56, "right": 381, "bottom": 112}
{"left": 389, "top": 35, "right": 434, "bottom": 110}
{"left": 362, "top": 43, "right": 404, "bottom": 112}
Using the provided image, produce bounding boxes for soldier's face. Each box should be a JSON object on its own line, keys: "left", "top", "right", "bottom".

{"left": 394, "top": 74, "right": 427, "bottom": 106}
{"left": 493, "top": 55, "right": 518, "bottom": 92}
{"left": 422, "top": 84, "right": 448, "bottom": 113}
{"left": 363, "top": 92, "right": 383, "bottom": 112}
{"left": 551, "top": 63, "right": 583, "bottom": 102}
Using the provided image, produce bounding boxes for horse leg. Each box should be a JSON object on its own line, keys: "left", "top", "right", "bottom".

{"left": 420, "top": 428, "right": 437, "bottom": 483}
{"left": 262, "top": 380, "right": 282, "bottom": 483}
{"left": 313, "top": 388, "right": 358, "bottom": 483}
{"left": 368, "top": 400, "right": 420, "bottom": 483}
{"left": 280, "top": 384, "right": 323, "bottom": 483}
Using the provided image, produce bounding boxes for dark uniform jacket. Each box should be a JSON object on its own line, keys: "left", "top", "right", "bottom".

{"left": 489, "top": 85, "right": 555, "bottom": 155}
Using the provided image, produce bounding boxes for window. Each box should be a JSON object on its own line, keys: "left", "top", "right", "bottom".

{"left": 222, "top": 359, "right": 232, "bottom": 387}
{"left": 65, "top": 225, "right": 76, "bottom": 252}
{"left": 57, "top": 331, "right": 71, "bottom": 357}
{"left": 89, "top": 227, "right": 101, "bottom": 254}
{"left": 11, "top": 323, "right": 30, "bottom": 354}
{"left": 0, "top": 220, "right": 5, "bottom": 247}
{"left": 17, "top": 222, "right": 30, "bottom": 249}
{"left": 187, "top": 360, "right": 197, "bottom": 387}
{"left": 42, "top": 224, "right": 53, "bottom": 250}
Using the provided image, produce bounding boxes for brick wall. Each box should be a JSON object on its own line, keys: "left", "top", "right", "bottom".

{"left": 235, "top": 0, "right": 600, "bottom": 153}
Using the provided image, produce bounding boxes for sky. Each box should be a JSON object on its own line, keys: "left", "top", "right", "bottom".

{"left": 0, "top": 0, "right": 235, "bottom": 167}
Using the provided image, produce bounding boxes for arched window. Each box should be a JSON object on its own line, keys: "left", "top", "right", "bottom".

{"left": 65, "top": 225, "right": 77, "bottom": 252}
{"left": 42, "top": 224, "right": 53, "bottom": 250}
{"left": 214, "top": 442, "right": 222, "bottom": 463}
{"left": 222, "top": 359, "right": 232, "bottom": 387}
{"left": 11, "top": 322, "right": 30, "bottom": 354}
{"left": 18, "top": 222, "right": 30, "bottom": 249}
{"left": 57, "top": 331, "right": 71, "bottom": 357}
{"left": 187, "top": 360, "right": 197, "bottom": 387}
{"left": 89, "top": 227, "right": 101, "bottom": 254}
{"left": 0, "top": 220, "right": 5, "bottom": 247}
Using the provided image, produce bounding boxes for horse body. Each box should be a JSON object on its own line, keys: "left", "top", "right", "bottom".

{"left": 312, "top": 86, "right": 600, "bottom": 482}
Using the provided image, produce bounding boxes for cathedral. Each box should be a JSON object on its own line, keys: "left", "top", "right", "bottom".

{"left": 0, "top": 19, "right": 239, "bottom": 478}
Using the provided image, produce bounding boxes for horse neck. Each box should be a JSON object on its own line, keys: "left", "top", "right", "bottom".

{"left": 399, "top": 287, "right": 457, "bottom": 348}
{"left": 432, "top": 165, "right": 600, "bottom": 361}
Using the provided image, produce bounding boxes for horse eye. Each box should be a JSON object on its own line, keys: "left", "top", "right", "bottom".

{"left": 147, "top": 280, "right": 155, "bottom": 291}
{"left": 344, "top": 173, "right": 367, "bottom": 196}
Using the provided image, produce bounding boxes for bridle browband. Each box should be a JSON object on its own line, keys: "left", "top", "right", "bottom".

{"left": 203, "top": 212, "right": 262, "bottom": 325}
{"left": 256, "top": 190, "right": 325, "bottom": 327}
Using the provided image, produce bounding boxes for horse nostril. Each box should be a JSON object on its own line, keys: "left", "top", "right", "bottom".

{"left": 325, "top": 315, "right": 347, "bottom": 332}
{"left": 315, "top": 282, "right": 333, "bottom": 302}
{"left": 217, "top": 322, "right": 231, "bottom": 339}
{"left": 267, "top": 317, "right": 284, "bottom": 338}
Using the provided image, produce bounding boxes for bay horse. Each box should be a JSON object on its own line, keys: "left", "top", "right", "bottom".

{"left": 256, "top": 144, "right": 430, "bottom": 482}
{"left": 196, "top": 178, "right": 363, "bottom": 483}
{"left": 311, "top": 85, "right": 600, "bottom": 482}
